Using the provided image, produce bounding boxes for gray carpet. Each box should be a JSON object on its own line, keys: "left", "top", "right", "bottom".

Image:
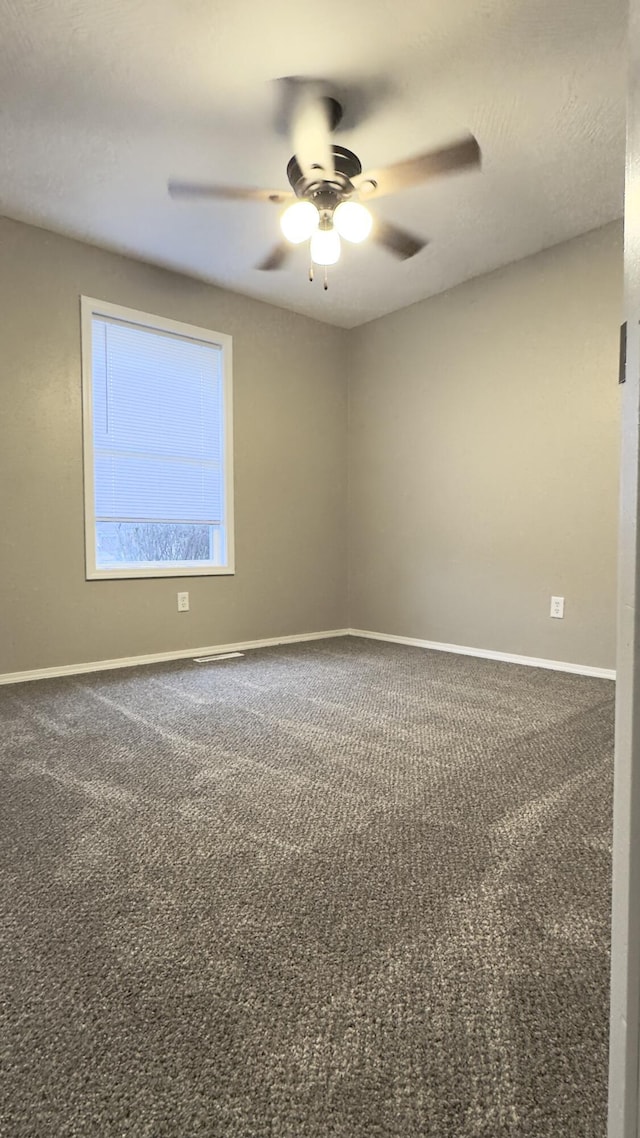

{"left": 0, "top": 637, "right": 613, "bottom": 1137}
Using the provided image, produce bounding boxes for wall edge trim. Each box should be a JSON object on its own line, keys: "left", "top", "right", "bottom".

{"left": 1, "top": 627, "right": 615, "bottom": 685}
{"left": 348, "top": 628, "right": 616, "bottom": 680}
{"left": 0, "top": 630, "right": 351, "bottom": 685}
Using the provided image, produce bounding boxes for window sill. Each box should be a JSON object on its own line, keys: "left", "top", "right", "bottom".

{"left": 86, "top": 565, "right": 235, "bottom": 580}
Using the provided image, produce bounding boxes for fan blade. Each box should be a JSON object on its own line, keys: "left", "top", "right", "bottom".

{"left": 290, "top": 84, "right": 336, "bottom": 182}
{"left": 168, "top": 181, "right": 293, "bottom": 204}
{"left": 374, "top": 219, "right": 427, "bottom": 260}
{"left": 256, "top": 243, "right": 291, "bottom": 271}
{"left": 354, "top": 135, "right": 481, "bottom": 200}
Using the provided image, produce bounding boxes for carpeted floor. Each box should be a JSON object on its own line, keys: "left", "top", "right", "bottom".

{"left": 0, "top": 637, "right": 613, "bottom": 1137}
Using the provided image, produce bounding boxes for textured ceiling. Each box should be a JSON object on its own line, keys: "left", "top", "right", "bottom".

{"left": 0, "top": 0, "right": 626, "bottom": 328}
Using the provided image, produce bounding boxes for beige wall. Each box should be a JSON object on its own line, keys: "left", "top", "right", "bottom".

{"left": 0, "top": 218, "right": 348, "bottom": 674}
{"left": 348, "top": 223, "right": 622, "bottom": 669}
{"left": 0, "top": 218, "right": 622, "bottom": 675}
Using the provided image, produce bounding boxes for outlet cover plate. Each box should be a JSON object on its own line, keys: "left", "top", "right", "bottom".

{"left": 550, "top": 595, "right": 564, "bottom": 619}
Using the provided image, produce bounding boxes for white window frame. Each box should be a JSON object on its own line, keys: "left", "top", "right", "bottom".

{"left": 80, "top": 296, "right": 234, "bottom": 580}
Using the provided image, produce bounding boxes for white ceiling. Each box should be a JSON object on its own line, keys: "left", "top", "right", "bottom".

{"left": 0, "top": 0, "right": 626, "bottom": 328}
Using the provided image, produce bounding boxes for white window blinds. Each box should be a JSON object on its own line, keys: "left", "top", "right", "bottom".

{"left": 91, "top": 316, "right": 225, "bottom": 525}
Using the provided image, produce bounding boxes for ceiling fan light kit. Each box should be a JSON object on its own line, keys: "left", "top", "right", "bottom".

{"left": 168, "top": 81, "right": 482, "bottom": 289}
{"left": 280, "top": 200, "right": 319, "bottom": 243}
{"left": 310, "top": 227, "right": 341, "bottom": 266}
{"left": 333, "top": 201, "right": 373, "bottom": 243}
{"left": 279, "top": 197, "right": 372, "bottom": 272}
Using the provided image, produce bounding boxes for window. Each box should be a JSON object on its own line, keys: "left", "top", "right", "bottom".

{"left": 81, "top": 297, "right": 234, "bottom": 579}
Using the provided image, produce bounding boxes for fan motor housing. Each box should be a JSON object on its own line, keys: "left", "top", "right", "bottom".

{"left": 287, "top": 145, "right": 362, "bottom": 205}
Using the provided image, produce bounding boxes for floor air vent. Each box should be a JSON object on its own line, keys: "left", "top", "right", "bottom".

{"left": 193, "top": 652, "right": 245, "bottom": 664}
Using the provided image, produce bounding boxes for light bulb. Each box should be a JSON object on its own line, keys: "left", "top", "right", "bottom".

{"left": 280, "top": 201, "right": 319, "bottom": 244}
{"left": 333, "top": 201, "right": 373, "bottom": 243}
{"left": 310, "top": 228, "right": 341, "bottom": 266}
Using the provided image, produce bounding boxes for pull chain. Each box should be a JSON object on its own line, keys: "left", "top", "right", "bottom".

{"left": 306, "top": 257, "right": 328, "bottom": 290}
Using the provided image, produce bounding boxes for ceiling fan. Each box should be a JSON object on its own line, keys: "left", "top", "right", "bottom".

{"left": 168, "top": 80, "right": 481, "bottom": 286}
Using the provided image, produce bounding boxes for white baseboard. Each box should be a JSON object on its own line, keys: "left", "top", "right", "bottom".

{"left": 0, "top": 629, "right": 351, "bottom": 686}
{"left": 0, "top": 626, "right": 615, "bottom": 686}
{"left": 348, "top": 628, "right": 616, "bottom": 681}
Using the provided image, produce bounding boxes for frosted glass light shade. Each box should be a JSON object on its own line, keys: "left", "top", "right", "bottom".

{"left": 333, "top": 201, "right": 373, "bottom": 243}
{"left": 280, "top": 201, "right": 319, "bottom": 243}
{"left": 310, "top": 228, "right": 341, "bottom": 266}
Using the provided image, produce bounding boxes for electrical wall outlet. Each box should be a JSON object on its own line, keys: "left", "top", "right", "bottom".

{"left": 550, "top": 595, "right": 564, "bottom": 619}
{"left": 177, "top": 591, "right": 190, "bottom": 613}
